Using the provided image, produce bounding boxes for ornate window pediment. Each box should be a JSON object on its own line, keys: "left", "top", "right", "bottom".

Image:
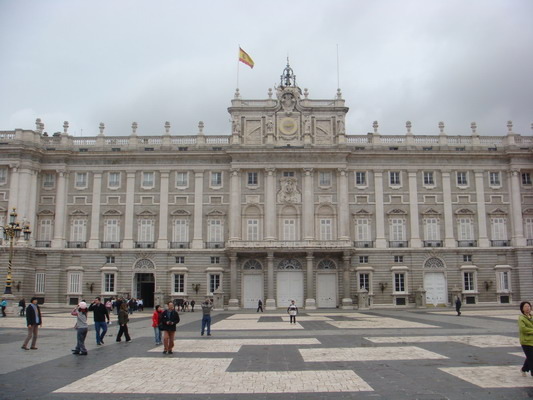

{"left": 424, "top": 257, "right": 445, "bottom": 269}
{"left": 523, "top": 208, "right": 533, "bottom": 215}
{"left": 133, "top": 258, "right": 155, "bottom": 270}
{"left": 136, "top": 209, "right": 156, "bottom": 217}
{"left": 488, "top": 208, "right": 507, "bottom": 216}
{"left": 455, "top": 208, "right": 474, "bottom": 215}
{"left": 171, "top": 209, "right": 191, "bottom": 216}
{"left": 278, "top": 258, "right": 303, "bottom": 270}
{"left": 70, "top": 209, "right": 88, "bottom": 216}
{"left": 387, "top": 209, "right": 407, "bottom": 215}
{"left": 37, "top": 209, "right": 54, "bottom": 216}
{"left": 103, "top": 209, "right": 122, "bottom": 216}
{"left": 422, "top": 208, "right": 441, "bottom": 215}
{"left": 352, "top": 209, "right": 373, "bottom": 217}
{"left": 206, "top": 209, "right": 226, "bottom": 217}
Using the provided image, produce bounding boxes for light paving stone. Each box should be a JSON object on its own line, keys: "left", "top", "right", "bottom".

{"left": 326, "top": 317, "right": 439, "bottom": 329}
{"left": 54, "top": 357, "right": 373, "bottom": 394}
{"left": 279, "top": 315, "right": 332, "bottom": 321}
{"left": 440, "top": 365, "right": 531, "bottom": 388}
{"left": 0, "top": 311, "right": 145, "bottom": 329}
{"left": 147, "top": 338, "right": 320, "bottom": 352}
{"left": 300, "top": 346, "right": 448, "bottom": 362}
{"left": 428, "top": 310, "right": 518, "bottom": 320}
{"left": 211, "top": 319, "right": 304, "bottom": 330}
{"left": 313, "top": 312, "right": 380, "bottom": 318}
{"left": 365, "top": 334, "right": 518, "bottom": 348}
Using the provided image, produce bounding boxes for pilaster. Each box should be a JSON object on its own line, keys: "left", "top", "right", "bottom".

{"left": 192, "top": 171, "right": 205, "bottom": 249}
{"left": 264, "top": 168, "right": 277, "bottom": 240}
{"left": 341, "top": 252, "right": 353, "bottom": 309}
{"left": 474, "top": 171, "right": 490, "bottom": 247}
{"left": 408, "top": 171, "right": 422, "bottom": 247}
{"left": 302, "top": 168, "right": 314, "bottom": 240}
{"left": 157, "top": 171, "right": 170, "bottom": 249}
{"left": 305, "top": 251, "right": 316, "bottom": 309}
{"left": 51, "top": 169, "right": 67, "bottom": 248}
{"left": 374, "top": 171, "right": 387, "bottom": 248}
{"left": 228, "top": 253, "right": 239, "bottom": 310}
{"left": 122, "top": 172, "right": 136, "bottom": 249}
{"left": 265, "top": 251, "right": 276, "bottom": 310}
{"left": 441, "top": 171, "right": 456, "bottom": 247}
{"left": 510, "top": 169, "right": 526, "bottom": 246}
{"left": 88, "top": 172, "right": 102, "bottom": 248}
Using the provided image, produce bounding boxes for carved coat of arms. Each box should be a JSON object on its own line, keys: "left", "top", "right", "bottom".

{"left": 277, "top": 177, "right": 301, "bottom": 203}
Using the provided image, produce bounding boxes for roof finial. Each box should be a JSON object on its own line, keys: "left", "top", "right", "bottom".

{"left": 280, "top": 58, "right": 296, "bottom": 87}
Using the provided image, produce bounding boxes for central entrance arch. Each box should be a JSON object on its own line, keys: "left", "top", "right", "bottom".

{"left": 423, "top": 257, "right": 448, "bottom": 306}
{"left": 276, "top": 259, "right": 304, "bottom": 308}
{"left": 133, "top": 258, "right": 156, "bottom": 308}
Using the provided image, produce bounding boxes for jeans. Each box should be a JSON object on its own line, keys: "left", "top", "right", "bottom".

{"left": 94, "top": 321, "right": 108, "bottom": 344}
{"left": 76, "top": 328, "right": 88, "bottom": 353}
{"left": 154, "top": 326, "right": 161, "bottom": 344}
{"left": 201, "top": 315, "right": 211, "bottom": 335}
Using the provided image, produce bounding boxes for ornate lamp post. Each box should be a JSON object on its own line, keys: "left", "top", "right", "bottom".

{"left": 2, "top": 208, "right": 31, "bottom": 295}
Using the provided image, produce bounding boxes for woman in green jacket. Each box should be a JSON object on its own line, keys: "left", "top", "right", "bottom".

{"left": 116, "top": 302, "right": 132, "bottom": 342}
{"left": 518, "top": 301, "right": 533, "bottom": 377}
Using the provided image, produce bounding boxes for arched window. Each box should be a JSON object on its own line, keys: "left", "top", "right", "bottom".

{"left": 243, "top": 259, "right": 263, "bottom": 270}
{"left": 317, "top": 259, "right": 337, "bottom": 269}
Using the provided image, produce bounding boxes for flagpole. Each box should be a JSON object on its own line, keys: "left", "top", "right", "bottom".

{"left": 336, "top": 44, "right": 340, "bottom": 89}
{"left": 236, "top": 46, "right": 240, "bottom": 91}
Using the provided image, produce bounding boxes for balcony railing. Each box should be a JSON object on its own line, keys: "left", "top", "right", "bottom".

{"left": 170, "top": 242, "right": 190, "bottom": 249}
{"left": 491, "top": 240, "right": 510, "bottom": 247}
{"left": 389, "top": 241, "right": 408, "bottom": 248}
{"left": 354, "top": 241, "right": 374, "bottom": 248}
{"left": 423, "top": 240, "right": 443, "bottom": 248}
{"left": 457, "top": 240, "right": 477, "bottom": 247}
{"left": 101, "top": 241, "right": 121, "bottom": 249}
{"left": 135, "top": 241, "right": 155, "bottom": 249}
{"left": 67, "top": 241, "right": 87, "bottom": 248}
{"left": 206, "top": 242, "right": 225, "bottom": 249}
{"left": 35, "top": 240, "right": 51, "bottom": 248}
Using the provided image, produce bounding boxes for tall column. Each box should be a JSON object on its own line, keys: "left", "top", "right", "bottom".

{"left": 374, "top": 171, "right": 387, "bottom": 248}
{"left": 52, "top": 170, "right": 67, "bottom": 248}
{"left": 17, "top": 167, "right": 33, "bottom": 221}
{"left": 228, "top": 253, "right": 239, "bottom": 310}
{"left": 122, "top": 172, "right": 136, "bottom": 249}
{"left": 510, "top": 169, "right": 526, "bottom": 246}
{"left": 7, "top": 165, "right": 19, "bottom": 215}
{"left": 88, "top": 172, "right": 102, "bottom": 249}
{"left": 265, "top": 251, "right": 276, "bottom": 310}
{"left": 229, "top": 169, "right": 241, "bottom": 240}
{"left": 305, "top": 251, "right": 316, "bottom": 309}
{"left": 302, "top": 168, "right": 314, "bottom": 240}
{"left": 341, "top": 251, "right": 353, "bottom": 309}
{"left": 27, "top": 170, "right": 38, "bottom": 244}
{"left": 474, "top": 171, "right": 490, "bottom": 247}
{"left": 337, "top": 169, "right": 349, "bottom": 240}
{"left": 157, "top": 171, "right": 170, "bottom": 248}
{"left": 264, "top": 168, "right": 277, "bottom": 240}
{"left": 191, "top": 171, "right": 204, "bottom": 249}
{"left": 408, "top": 171, "right": 422, "bottom": 247}
{"left": 441, "top": 171, "right": 456, "bottom": 247}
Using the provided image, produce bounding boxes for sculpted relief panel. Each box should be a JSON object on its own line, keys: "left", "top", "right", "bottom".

{"left": 277, "top": 177, "right": 301, "bottom": 204}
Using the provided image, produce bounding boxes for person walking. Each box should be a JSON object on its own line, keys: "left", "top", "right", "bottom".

{"left": 1, "top": 298, "right": 7, "bottom": 317}
{"left": 190, "top": 299, "right": 195, "bottom": 312}
{"left": 160, "top": 301, "right": 180, "bottom": 354}
{"left": 19, "top": 298, "right": 26, "bottom": 317}
{"left": 22, "top": 297, "right": 42, "bottom": 350}
{"left": 257, "top": 299, "right": 263, "bottom": 313}
{"left": 519, "top": 301, "right": 533, "bottom": 377}
{"left": 455, "top": 295, "right": 462, "bottom": 316}
{"left": 287, "top": 300, "right": 298, "bottom": 324}
{"left": 71, "top": 301, "right": 89, "bottom": 355}
{"left": 88, "top": 297, "right": 110, "bottom": 345}
{"left": 201, "top": 299, "right": 213, "bottom": 336}
{"left": 116, "top": 302, "right": 132, "bottom": 343}
{"left": 152, "top": 305, "right": 163, "bottom": 346}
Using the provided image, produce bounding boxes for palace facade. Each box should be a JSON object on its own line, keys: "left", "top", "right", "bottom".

{"left": 1, "top": 64, "right": 532, "bottom": 309}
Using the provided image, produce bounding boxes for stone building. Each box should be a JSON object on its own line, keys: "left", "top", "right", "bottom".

{"left": 1, "top": 64, "right": 532, "bottom": 309}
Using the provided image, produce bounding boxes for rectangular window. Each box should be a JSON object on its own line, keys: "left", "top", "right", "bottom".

{"left": 71, "top": 219, "right": 87, "bottom": 242}
{"left": 175, "top": 256, "right": 185, "bottom": 264}
{"left": 138, "top": 219, "right": 155, "bottom": 242}
{"left": 489, "top": 171, "right": 501, "bottom": 186}
{"left": 457, "top": 172, "right": 468, "bottom": 186}
{"left": 176, "top": 172, "right": 188, "bottom": 187}
{"left": 211, "top": 256, "right": 220, "bottom": 264}
{"left": 522, "top": 173, "right": 532, "bottom": 185}
{"left": 525, "top": 218, "right": 533, "bottom": 239}
{"left": 359, "top": 273, "right": 370, "bottom": 291}
{"left": 35, "top": 272, "right": 45, "bottom": 293}
{"left": 463, "top": 272, "right": 475, "bottom": 291}
{"left": 458, "top": 218, "right": 474, "bottom": 240}
{"left": 319, "top": 218, "right": 333, "bottom": 240}
{"left": 424, "top": 218, "right": 440, "bottom": 241}
{"left": 173, "top": 219, "right": 189, "bottom": 243}
{"left": 394, "top": 273, "right": 405, "bottom": 292}
{"left": 463, "top": 255, "right": 473, "bottom": 263}
{"left": 106, "top": 256, "right": 115, "bottom": 264}
{"left": 104, "top": 219, "right": 120, "bottom": 242}
{"left": 355, "top": 219, "right": 371, "bottom": 241}
{"left": 211, "top": 172, "right": 222, "bottom": 186}
{"left": 103, "top": 273, "right": 115, "bottom": 293}
{"left": 355, "top": 172, "right": 366, "bottom": 186}
{"left": 498, "top": 271, "right": 510, "bottom": 292}
{"left": 75, "top": 172, "right": 88, "bottom": 188}
{"left": 209, "top": 274, "right": 220, "bottom": 294}
{"left": 43, "top": 173, "right": 55, "bottom": 188}
{"left": 283, "top": 171, "right": 295, "bottom": 177}
{"left": 319, "top": 171, "right": 332, "bottom": 186}
{"left": 390, "top": 171, "right": 401, "bottom": 185}
{"left": 247, "top": 172, "right": 258, "bottom": 186}
{"left": 491, "top": 217, "right": 507, "bottom": 240}
{"left": 174, "top": 274, "right": 185, "bottom": 293}
{"left": 247, "top": 219, "right": 259, "bottom": 241}
{"left": 394, "top": 255, "right": 404, "bottom": 263}
{"left": 68, "top": 272, "right": 82, "bottom": 294}
{"left": 423, "top": 171, "right": 434, "bottom": 186}
{"left": 359, "top": 256, "right": 369, "bottom": 263}
{"left": 39, "top": 219, "right": 53, "bottom": 241}
{"left": 390, "top": 218, "right": 405, "bottom": 241}
{"left": 0, "top": 167, "right": 7, "bottom": 184}
{"left": 208, "top": 219, "right": 223, "bottom": 243}
{"left": 283, "top": 219, "right": 296, "bottom": 241}
{"left": 142, "top": 172, "right": 154, "bottom": 188}
{"left": 108, "top": 172, "right": 120, "bottom": 188}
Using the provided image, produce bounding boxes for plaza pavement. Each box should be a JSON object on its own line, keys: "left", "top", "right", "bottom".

{"left": 0, "top": 306, "right": 530, "bottom": 399}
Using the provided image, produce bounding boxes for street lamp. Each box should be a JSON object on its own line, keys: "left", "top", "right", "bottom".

{"left": 2, "top": 208, "right": 31, "bottom": 295}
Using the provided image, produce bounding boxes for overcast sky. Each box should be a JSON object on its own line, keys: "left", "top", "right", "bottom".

{"left": 1, "top": 0, "right": 532, "bottom": 137}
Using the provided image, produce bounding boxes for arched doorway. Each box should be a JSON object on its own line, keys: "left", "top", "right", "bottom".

{"left": 133, "top": 258, "right": 156, "bottom": 308}
{"left": 276, "top": 259, "right": 304, "bottom": 307}
{"left": 423, "top": 257, "right": 447, "bottom": 306}
{"left": 316, "top": 259, "right": 337, "bottom": 308}
{"left": 241, "top": 259, "right": 264, "bottom": 309}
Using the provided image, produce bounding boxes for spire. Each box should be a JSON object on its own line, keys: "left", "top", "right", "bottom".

{"left": 280, "top": 58, "right": 297, "bottom": 88}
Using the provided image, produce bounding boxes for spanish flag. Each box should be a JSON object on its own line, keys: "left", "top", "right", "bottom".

{"left": 239, "top": 47, "right": 254, "bottom": 69}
